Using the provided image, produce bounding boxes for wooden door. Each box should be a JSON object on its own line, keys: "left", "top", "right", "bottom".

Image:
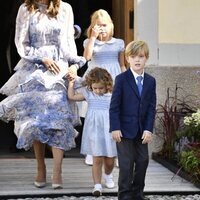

{"left": 112, "top": 0, "right": 134, "bottom": 46}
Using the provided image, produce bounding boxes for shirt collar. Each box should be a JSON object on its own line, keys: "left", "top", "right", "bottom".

{"left": 130, "top": 68, "right": 144, "bottom": 83}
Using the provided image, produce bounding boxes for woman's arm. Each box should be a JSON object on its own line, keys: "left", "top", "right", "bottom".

{"left": 15, "top": 4, "right": 45, "bottom": 64}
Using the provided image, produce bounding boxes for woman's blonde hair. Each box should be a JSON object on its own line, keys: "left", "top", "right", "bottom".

{"left": 24, "top": 0, "right": 60, "bottom": 17}
{"left": 86, "top": 9, "right": 114, "bottom": 38}
{"left": 84, "top": 67, "right": 113, "bottom": 93}
{"left": 125, "top": 40, "right": 149, "bottom": 59}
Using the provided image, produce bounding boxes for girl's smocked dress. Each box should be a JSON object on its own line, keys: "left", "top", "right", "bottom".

{"left": 83, "top": 37, "right": 124, "bottom": 81}
{"left": 77, "top": 37, "right": 124, "bottom": 118}
{"left": 0, "top": 2, "right": 85, "bottom": 151}
{"left": 80, "top": 89, "right": 117, "bottom": 157}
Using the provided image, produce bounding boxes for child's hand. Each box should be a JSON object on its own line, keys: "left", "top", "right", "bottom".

{"left": 66, "top": 71, "right": 76, "bottom": 83}
{"left": 141, "top": 130, "right": 152, "bottom": 144}
{"left": 112, "top": 130, "right": 122, "bottom": 142}
{"left": 91, "top": 24, "right": 101, "bottom": 38}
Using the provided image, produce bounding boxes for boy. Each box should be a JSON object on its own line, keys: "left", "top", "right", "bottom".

{"left": 109, "top": 40, "right": 156, "bottom": 200}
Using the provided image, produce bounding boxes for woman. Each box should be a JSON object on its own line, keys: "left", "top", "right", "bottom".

{"left": 0, "top": 0, "right": 85, "bottom": 189}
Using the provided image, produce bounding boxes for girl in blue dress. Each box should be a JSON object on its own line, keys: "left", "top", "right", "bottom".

{"left": 0, "top": 0, "right": 86, "bottom": 189}
{"left": 68, "top": 67, "right": 117, "bottom": 197}
{"left": 80, "top": 9, "right": 126, "bottom": 165}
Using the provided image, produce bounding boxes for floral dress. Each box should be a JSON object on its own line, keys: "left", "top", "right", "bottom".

{"left": 0, "top": 2, "right": 86, "bottom": 151}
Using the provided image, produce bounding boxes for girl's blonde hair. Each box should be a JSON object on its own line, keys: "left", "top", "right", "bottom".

{"left": 125, "top": 40, "right": 149, "bottom": 59}
{"left": 86, "top": 9, "right": 114, "bottom": 38}
{"left": 24, "top": 0, "right": 60, "bottom": 17}
{"left": 84, "top": 67, "right": 113, "bottom": 93}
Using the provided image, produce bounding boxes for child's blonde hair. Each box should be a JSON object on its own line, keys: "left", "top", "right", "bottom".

{"left": 84, "top": 67, "right": 113, "bottom": 93}
{"left": 125, "top": 40, "right": 149, "bottom": 59}
{"left": 86, "top": 9, "right": 114, "bottom": 38}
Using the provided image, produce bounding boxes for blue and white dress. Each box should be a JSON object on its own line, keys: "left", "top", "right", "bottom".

{"left": 80, "top": 89, "right": 117, "bottom": 157}
{"left": 77, "top": 37, "right": 125, "bottom": 118}
{"left": 83, "top": 37, "right": 124, "bottom": 81}
{"left": 0, "top": 2, "right": 86, "bottom": 151}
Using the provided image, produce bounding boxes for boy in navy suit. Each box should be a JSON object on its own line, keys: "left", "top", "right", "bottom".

{"left": 109, "top": 40, "right": 156, "bottom": 200}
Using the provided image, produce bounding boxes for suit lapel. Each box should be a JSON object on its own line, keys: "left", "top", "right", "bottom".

{"left": 141, "top": 73, "right": 149, "bottom": 99}
{"left": 125, "top": 69, "right": 140, "bottom": 98}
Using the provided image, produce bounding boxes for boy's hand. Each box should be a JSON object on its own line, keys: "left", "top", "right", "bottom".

{"left": 141, "top": 130, "right": 152, "bottom": 144}
{"left": 112, "top": 130, "right": 122, "bottom": 142}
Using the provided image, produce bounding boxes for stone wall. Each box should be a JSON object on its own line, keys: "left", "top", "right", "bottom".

{"left": 145, "top": 66, "right": 200, "bottom": 156}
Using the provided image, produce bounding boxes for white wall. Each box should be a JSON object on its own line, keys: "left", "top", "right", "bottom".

{"left": 135, "top": 0, "right": 200, "bottom": 66}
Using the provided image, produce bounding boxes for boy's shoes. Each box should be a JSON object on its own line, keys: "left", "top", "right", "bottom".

{"left": 103, "top": 173, "right": 115, "bottom": 188}
{"left": 85, "top": 154, "right": 93, "bottom": 166}
{"left": 92, "top": 184, "right": 102, "bottom": 197}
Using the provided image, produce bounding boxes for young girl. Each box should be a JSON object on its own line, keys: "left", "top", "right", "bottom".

{"left": 68, "top": 67, "right": 117, "bottom": 196}
{"left": 81, "top": 9, "right": 126, "bottom": 165}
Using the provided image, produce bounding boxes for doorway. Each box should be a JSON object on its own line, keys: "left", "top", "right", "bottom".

{"left": 0, "top": 0, "right": 134, "bottom": 158}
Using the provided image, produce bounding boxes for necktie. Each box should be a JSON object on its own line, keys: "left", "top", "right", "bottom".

{"left": 136, "top": 76, "right": 143, "bottom": 96}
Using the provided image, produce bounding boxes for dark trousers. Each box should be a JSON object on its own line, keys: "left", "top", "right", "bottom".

{"left": 117, "top": 137, "right": 149, "bottom": 200}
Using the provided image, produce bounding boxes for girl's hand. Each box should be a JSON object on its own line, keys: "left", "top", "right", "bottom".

{"left": 42, "top": 57, "right": 60, "bottom": 74}
{"left": 91, "top": 24, "right": 101, "bottom": 38}
{"left": 66, "top": 71, "right": 76, "bottom": 83}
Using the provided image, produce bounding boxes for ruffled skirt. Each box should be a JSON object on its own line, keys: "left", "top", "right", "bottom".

{"left": 0, "top": 60, "right": 80, "bottom": 151}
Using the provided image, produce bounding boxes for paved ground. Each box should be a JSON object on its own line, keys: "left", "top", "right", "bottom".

{"left": 5, "top": 194, "right": 200, "bottom": 200}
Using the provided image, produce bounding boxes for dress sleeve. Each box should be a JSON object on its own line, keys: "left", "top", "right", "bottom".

{"left": 82, "top": 88, "right": 90, "bottom": 101}
{"left": 59, "top": 2, "right": 77, "bottom": 57}
{"left": 14, "top": 4, "right": 43, "bottom": 64}
{"left": 118, "top": 39, "right": 125, "bottom": 52}
{"left": 83, "top": 39, "right": 89, "bottom": 48}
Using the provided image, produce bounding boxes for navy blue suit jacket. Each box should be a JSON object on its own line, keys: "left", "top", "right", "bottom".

{"left": 109, "top": 68, "right": 156, "bottom": 139}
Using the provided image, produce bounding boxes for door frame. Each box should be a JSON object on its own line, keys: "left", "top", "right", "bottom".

{"left": 112, "top": 0, "right": 134, "bottom": 46}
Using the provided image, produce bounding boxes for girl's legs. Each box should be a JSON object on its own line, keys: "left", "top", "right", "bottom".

{"left": 92, "top": 156, "right": 103, "bottom": 184}
{"left": 52, "top": 147, "right": 64, "bottom": 188}
{"left": 92, "top": 156, "right": 103, "bottom": 196}
{"left": 104, "top": 157, "right": 115, "bottom": 174}
{"left": 103, "top": 157, "right": 115, "bottom": 188}
{"left": 33, "top": 140, "right": 46, "bottom": 184}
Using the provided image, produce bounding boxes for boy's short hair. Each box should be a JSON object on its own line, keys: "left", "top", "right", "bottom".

{"left": 125, "top": 40, "right": 149, "bottom": 58}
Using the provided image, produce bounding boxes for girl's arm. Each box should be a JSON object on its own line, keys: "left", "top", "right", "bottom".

{"left": 68, "top": 80, "right": 85, "bottom": 101}
{"left": 83, "top": 25, "right": 100, "bottom": 60}
{"left": 83, "top": 37, "right": 96, "bottom": 61}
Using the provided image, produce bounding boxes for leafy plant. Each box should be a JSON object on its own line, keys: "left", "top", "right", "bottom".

{"left": 181, "top": 109, "right": 200, "bottom": 140}
{"left": 155, "top": 84, "right": 196, "bottom": 159}
{"left": 179, "top": 144, "right": 200, "bottom": 183}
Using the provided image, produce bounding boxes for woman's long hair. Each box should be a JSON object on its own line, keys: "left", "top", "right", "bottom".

{"left": 24, "top": 0, "right": 60, "bottom": 17}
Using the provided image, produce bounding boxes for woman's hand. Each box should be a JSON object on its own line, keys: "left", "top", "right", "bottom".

{"left": 42, "top": 57, "right": 60, "bottom": 74}
{"left": 68, "top": 64, "right": 78, "bottom": 76}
